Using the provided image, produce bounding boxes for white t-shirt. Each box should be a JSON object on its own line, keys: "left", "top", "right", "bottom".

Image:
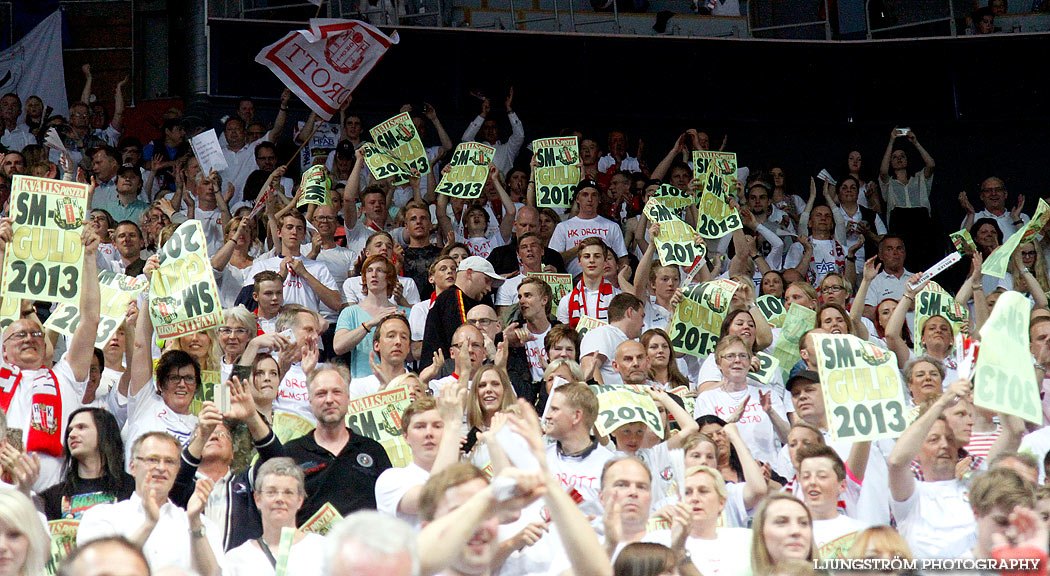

{"left": 695, "top": 355, "right": 790, "bottom": 408}
{"left": 523, "top": 325, "right": 552, "bottom": 382}
{"left": 556, "top": 284, "right": 621, "bottom": 325}
{"left": 495, "top": 273, "right": 525, "bottom": 307}
{"left": 302, "top": 244, "right": 357, "bottom": 287}
{"left": 463, "top": 232, "right": 504, "bottom": 259}
{"left": 187, "top": 207, "right": 225, "bottom": 257}
{"left": 643, "top": 299, "right": 671, "bottom": 333}
{"left": 1019, "top": 426, "right": 1050, "bottom": 483}
{"left": 890, "top": 479, "right": 976, "bottom": 559}
{"left": 644, "top": 528, "right": 753, "bottom": 576}
{"left": 245, "top": 255, "right": 340, "bottom": 312}
{"left": 692, "top": 385, "right": 788, "bottom": 464}
{"left": 633, "top": 443, "right": 677, "bottom": 512}
{"left": 375, "top": 461, "right": 430, "bottom": 531}
{"left": 545, "top": 440, "right": 615, "bottom": 523}
{"left": 838, "top": 207, "right": 887, "bottom": 270}
{"left": 409, "top": 298, "right": 434, "bottom": 342}
{"left": 549, "top": 215, "right": 628, "bottom": 276}
{"left": 580, "top": 324, "right": 629, "bottom": 387}
{"left": 341, "top": 275, "right": 421, "bottom": 306}
{"left": 348, "top": 374, "right": 382, "bottom": 399}
{"left": 783, "top": 237, "right": 845, "bottom": 286}
{"left": 123, "top": 378, "right": 198, "bottom": 471}
{"left": 274, "top": 363, "right": 316, "bottom": 423}
{"left": 813, "top": 514, "right": 867, "bottom": 559}
{"left": 224, "top": 533, "right": 327, "bottom": 576}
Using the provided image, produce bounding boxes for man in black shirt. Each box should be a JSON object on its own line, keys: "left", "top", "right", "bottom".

{"left": 401, "top": 201, "right": 442, "bottom": 300}
{"left": 282, "top": 364, "right": 391, "bottom": 524}
{"left": 419, "top": 256, "right": 502, "bottom": 369}
{"left": 488, "top": 205, "right": 565, "bottom": 275}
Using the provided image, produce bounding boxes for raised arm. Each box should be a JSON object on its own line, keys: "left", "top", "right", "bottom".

{"left": 885, "top": 274, "right": 927, "bottom": 370}
{"left": 650, "top": 135, "right": 686, "bottom": 182}
{"left": 1013, "top": 249, "right": 1049, "bottom": 310}
{"left": 79, "top": 64, "right": 93, "bottom": 105}
{"left": 906, "top": 131, "right": 935, "bottom": 179}
{"left": 724, "top": 422, "right": 769, "bottom": 508}
{"left": 648, "top": 388, "right": 699, "bottom": 450}
{"left": 111, "top": 77, "right": 127, "bottom": 133}
{"left": 887, "top": 379, "right": 970, "bottom": 502}
{"left": 265, "top": 89, "right": 291, "bottom": 144}
{"left": 343, "top": 153, "right": 365, "bottom": 226}
{"left": 959, "top": 191, "right": 976, "bottom": 231}
{"left": 423, "top": 103, "right": 453, "bottom": 162}
{"left": 128, "top": 259, "right": 159, "bottom": 397}
{"left": 491, "top": 167, "right": 517, "bottom": 243}
{"left": 879, "top": 128, "right": 897, "bottom": 182}
{"left": 68, "top": 230, "right": 102, "bottom": 382}
{"left": 632, "top": 220, "right": 659, "bottom": 304}
{"left": 852, "top": 257, "right": 879, "bottom": 340}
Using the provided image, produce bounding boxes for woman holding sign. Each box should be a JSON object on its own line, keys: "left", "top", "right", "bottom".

{"left": 334, "top": 255, "right": 410, "bottom": 379}
{"left": 693, "top": 335, "right": 790, "bottom": 465}
{"left": 696, "top": 310, "right": 777, "bottom": 393}
{"left": 884, "top": 274, "right": 959, "bottom": 383}
{"left": 223, "top": 458, "right": 326, "bottom": 576}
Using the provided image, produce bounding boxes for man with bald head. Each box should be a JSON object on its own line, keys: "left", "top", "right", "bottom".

{"left": 960, "top": 176, "right": 1029, "bottom": 241}
{"left": 0, "top": 222, "right": 101, "bottom": 490}
{"left": 488, "top": 205, "right": 566, "bottom": 275}
{"left": 612, "top": 340, "right": 652, "bottom": 387}
{"left": 426, "top": 323, "right": 487, "bottom": 396}
{"left": 59, "top": 536, "right": 151, "bottom": 576}
{"left": 325, "top": 511, "right": 418, "bottom": 576}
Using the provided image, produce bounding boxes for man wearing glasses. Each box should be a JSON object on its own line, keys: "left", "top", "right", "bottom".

{"left": 960, "top": 177, "right": 1029, "bottom": 242}
{"left": 0, "top": 224, "right": 101, "bottom": 491}
{"left": 78, "top": 431, "right": 224, "bottom": 575}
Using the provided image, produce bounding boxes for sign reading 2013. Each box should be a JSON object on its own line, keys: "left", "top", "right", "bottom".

{"left": 1, "top": 176, "right": 89, "bottom": 304}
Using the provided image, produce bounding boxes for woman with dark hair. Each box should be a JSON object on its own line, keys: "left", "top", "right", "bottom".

{"left": 877, "top": 128, "right": 937, "bottom": 270}
{"left": 695, "top": 415, "right": 745, "bottom": 483}
{"left": 614, "top": 542, "right": 700, "bottom": 576}
{"left": 40, "top": 408, "right": 134, "bottom": 520}
{"left": 970, "top": 217, "right": 1003, "bottom": 258}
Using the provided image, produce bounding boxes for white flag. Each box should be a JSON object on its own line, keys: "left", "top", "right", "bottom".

{"left": 0, "top": 11, "right": 68, "bottom": 117}
{"left": 255, "top": 19, "right": 398, "bottom": 120}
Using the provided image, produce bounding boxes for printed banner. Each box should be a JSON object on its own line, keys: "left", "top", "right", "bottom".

{"left": 913, "top": 282, "right": 969, "bottom": 355}
{"left": 1, "top": 176, "right": 88, "bottom": 304}
{"left": 749, "top": 352, "right": 781, "bottom": 386}
{"left": 532, "top": 137, "right": 580, "bottom": 209}
{"left": 345, "top": 386, "right": 413, "bottom": 467}
{"left": 527, "top": 272, "right": 572, "bottom": 303}
{"left": 0, "top": 296, "right": 18, "bottom": 333}
{"left": 590, "top": 383, "right": 664, "bottom": 439}
{"left": 668, "top": 279, "right": 739, "bottom": 357}
{"left": 696, "top": 185, "right": 742, "bottom": 239}
{"left": 255, "top": 19, "right": 399, "bottom": 120}
{"left": 813, "top": 333, "right": 907, "bottom": 442}
{"left": 44, "top": 270, "right": 147, "bottom": 348}
{"left": 359, "top": 142, "right": 413, "bottom": 184}
{"left": 770, "top": 304, "right": 817, "bottom": 381}
{"left": 273, "top": 411, "right": 316, "bottom": 443}
{"left": 974, "top": 291, "right": 1041, "bottom": 424}
{"left": 983, "top": 199, "right": 1050, "bottom": 278}
{"left": 692, "top": 151, "right": 737, "bottom": 201}
{"left": 148, "top": 220, "right": 223, "bottom": 338}
{"left": 297, "top": 164, "right": 333, "bottom": 207}
{"left": 950, "top": 229, "right": 977, "bottom": 255}
{"left": 643, "top": 198, "right": 704, "bottom": 267}
{"left": 668, "top": 385, "right": 696, "bottom": 416}
{"left": 299, "top": 502, "right": 343, "bottom": 535}
{"left": 651, "top": 183, "right": 693, "bottom": 209}
{"left": 435, "top": 142, "right": 494, "bottom": 199}
{"left": 0, "top": 11, "right": 69, "bottom": 120}
{"left": 370, "top": 112, "right": 430, "bottom": 176}
{"left": 755, "top": 294, "right": 787, "bottom": 329}
{"left": 575, "top": 315, "right": 607, "bottom": 339}
{"left": 46, "top": 519, "right": 79, "bottom": 576}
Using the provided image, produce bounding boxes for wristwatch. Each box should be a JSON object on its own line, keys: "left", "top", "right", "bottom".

{"left": 190, "top": 526, "right": 206, "bottom": 539}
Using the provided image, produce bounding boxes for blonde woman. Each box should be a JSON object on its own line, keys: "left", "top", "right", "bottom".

{"left": 750, "top": 493, "right": 817, "bottom": 576}
{"left": 0, "top": 487, "right": 50, "bottom": 576}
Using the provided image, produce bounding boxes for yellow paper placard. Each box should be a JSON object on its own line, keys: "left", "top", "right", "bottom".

{"left": 1, "top": 176, "right": 88, "bottom": 304}
{"left": 912, "top": 282, "right": 968, "bottom": 355}
{"left": 533, "top": 136, "right": 580, "bottom": 209}
{"left": 590, "top": 384, "right": 664, "bottom": 439}
{"left": 651, "top": 183, "right": 693, "bottom": 209}
{"left": 296, "top": 164, "right": 332, "bottom": 207}
{"left": 983, "top": 199, "right": 1050, "bottom": 278}
{"left": 692, "top": 151, "right": 737, "bottom": 201}
{"left": 749, "top": 352, "right": 780, "bottom": 386}
{"left": 299, "top": 502, "right": 343, "bottom": 535}
{"left": 668, "top": 279, "right": 739, "bottom": 357}
{"left": 575, "top": 315, "right": 607, "bottom": 339}
{"left": 45, "top": 270, "right": 148, "bottom": 348}
{"left": 370, "top": 112, "right": 430, "bottom": 176}
{"left": 755, "top": 294, "right": 786, "bottom": 329}
{"left": 435, "top": 142, "right": 494, "bottom": 199}
{"left": 273, "top": 411, "right": 316, "bottom": 443}
{"left": 696, "top": 186, "right": 742, "bottom": 239}
{"left": 813, "top": 333, "right": 907, "bottom": 442}
{"left": 643, "top": 197, "right": 705, "bottom": 267}
{"left": 148, "top": 220, "right": 223, "bottom": 339}
{"left": 770, "top": 304, "right": 817, "bottom": 381}
{"left": 974, "top": 291, "right": 1042, "bottom": 424}
{"left": 527, "top": 272, "right": 572, "bottom": 303}
{"left": 359, "top": 142, "right": 414, "bottom": 184}
{"left": 46, "top": 519, "right": 79, "bottom": 576}
{"left": 345, "top": 386, "right": 413, "bottom": 467}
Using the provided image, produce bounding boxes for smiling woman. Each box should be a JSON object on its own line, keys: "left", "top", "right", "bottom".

{"left": 0, "top": 487, "right": 49, "bottom": 576}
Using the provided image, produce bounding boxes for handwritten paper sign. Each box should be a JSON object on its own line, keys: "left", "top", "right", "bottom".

{"left": 189, "top": 129, "right": 229, "bottom": 176}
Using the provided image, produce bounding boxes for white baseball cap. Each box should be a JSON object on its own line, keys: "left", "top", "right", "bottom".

{"left": 458, "top": 256, "right": 504, "bottom": 282}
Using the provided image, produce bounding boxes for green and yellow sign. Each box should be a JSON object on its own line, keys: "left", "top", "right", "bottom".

{"left": 533, "top": 136, "right": 580, "bottom": 209}
{"left": 370, "top": 112, "right": 430, "bottom": 177}
{"left": 435, "top": 142, "right": 494, "bottom": 199}
{"left": 346, "top": 386, "right": 413, "bottom": 467}
{"left": 983, "top": 199, "right": 1050, "bottom": 278}
{"left": 360, "top": 142, "right": 414, "bottom": 184}
{"left": 148, "top": 220, "right": 222, "bottom": 338}
{"left": 668, "top": 279, "right": 739, "bottom": 357}
{"left": 1, "top": 176, "right": 88, "bottom": 304}
{"left": 45, "top": 270, "right": 148, "bottom": 348}
{"left": 296, "top": 164, "right": 333, "bottom": 207}
{"left": 974, "top": 291, "right": 1041, "bottom": 424}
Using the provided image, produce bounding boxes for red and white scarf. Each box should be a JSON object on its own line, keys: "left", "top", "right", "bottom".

{"left": 567, "top": 278, "right": 614, "bottom": 328}
{"left": 0, "top": 365, "right": 64, "bottom": 457}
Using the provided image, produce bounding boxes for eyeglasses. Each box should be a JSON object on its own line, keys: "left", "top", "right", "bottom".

{"left": 4, "top": 330, "right": 43, "bottom": 343}
{"left": 314, "top": 216, "right": 337, "bottom": 222}
{"left": 135, "top": 455, "right": 179, "bottom": 469}
{"left": 70, "top": 113, "right": 88, "bottom": 119}
{"left": 218, "top": 327, "right": 250, "bottom": 336}
{"left": 165, "top": 374, "right": 196, "bottom": 386}
{"left": 1022, "top": 251, "right": 1037, "bottom": 257}
{"left": 259, "top": 488, "right": 299, "bottom": 499}
{"left": 820, "top": 285, "right": 844, "bottom": 294}
{"left": 981, "top": 186, "right": 1007, "bottom": 194}
{"left": 720, "top": 353, "right": 750, "bottom": 361}
{"left": 467, "top": 318, "right": 497, "bottom": 327}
